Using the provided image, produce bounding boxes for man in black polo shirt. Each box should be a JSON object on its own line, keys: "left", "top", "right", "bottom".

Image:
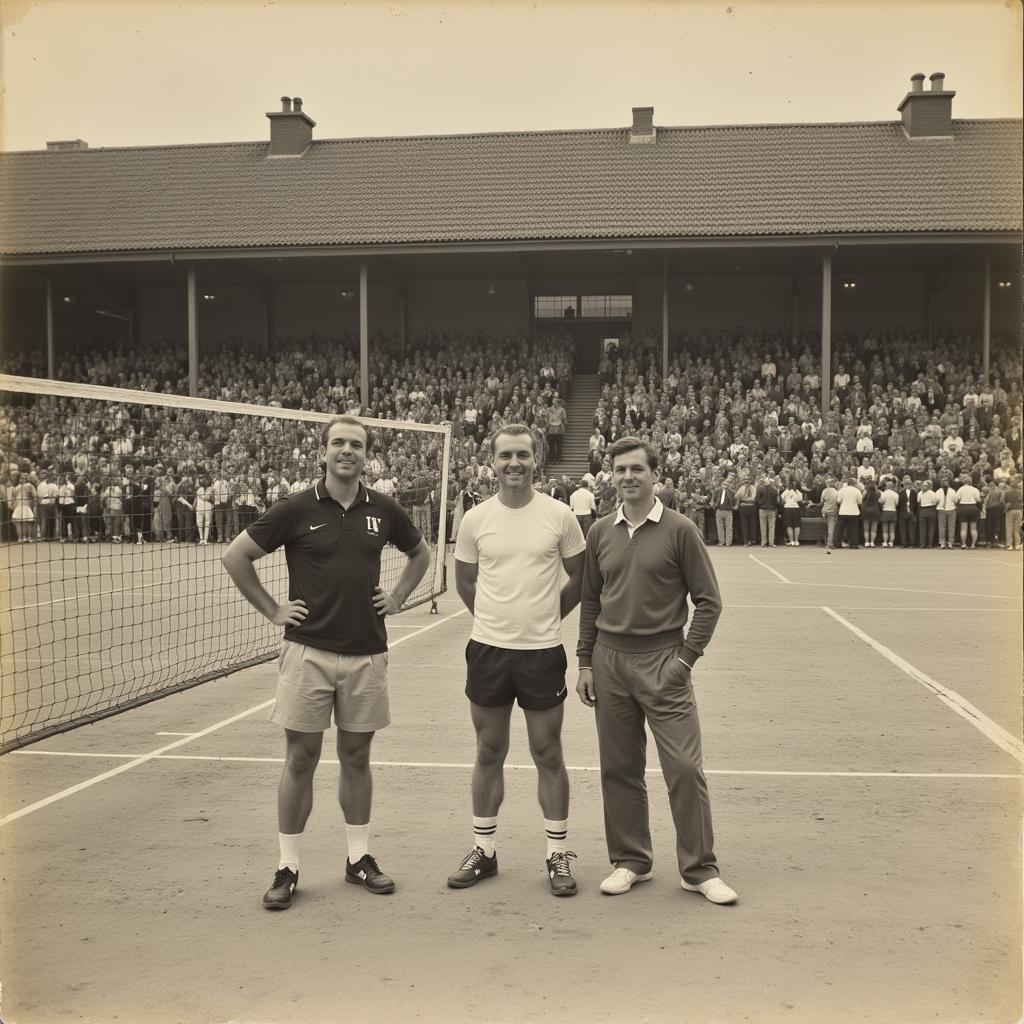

{"left": 222, "top": 415, "right": 430, "bottom": 910}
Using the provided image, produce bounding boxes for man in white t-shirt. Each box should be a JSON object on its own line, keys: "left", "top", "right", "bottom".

{"left": 568, "top": 478, "right": 598, "bottom": 537}
{"left": 449, "top": 424, "right": 586, "bottom": 896}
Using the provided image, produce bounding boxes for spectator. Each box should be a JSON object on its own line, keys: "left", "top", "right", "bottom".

{"left": 954, "top": 474, "right": 982, "bottom": 550}
{"left": 780, "top": 480, "right": 804, "bottom": 547}
{"left": 878, "top": 479, "right": 899, "bottom": 548}
{"left": 935, "top": 473, "right": 958, "bottom": 550}
{"left": 836, "top": 475, "right": 863, "bottom": 549}
{"left": 820, "top": 477, "right": 840, "bottom": 551}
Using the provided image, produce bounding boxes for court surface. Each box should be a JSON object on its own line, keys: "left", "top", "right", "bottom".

{"left": 1, "top": 546, "right": 1021, "bottom": 1024}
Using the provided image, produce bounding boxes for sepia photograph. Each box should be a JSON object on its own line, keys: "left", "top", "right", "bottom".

{"left": 0, "top": 2, "right": 1021, "bottom": 1022}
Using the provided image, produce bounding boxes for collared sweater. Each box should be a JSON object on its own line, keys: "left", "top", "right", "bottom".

{"left": 577, "top": 507, "right": 722, "bottom": 668}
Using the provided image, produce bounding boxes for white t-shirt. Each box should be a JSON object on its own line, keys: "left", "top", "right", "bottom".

{"left": 455, "top": 493, "right": 586, "bottom": 649}
{"left": 569, "top": 488, "right": 597, "bottom": 517}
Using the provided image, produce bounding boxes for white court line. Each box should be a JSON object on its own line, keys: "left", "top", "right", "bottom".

{"left": 794, "top": 581, "right": 1013, "bottom": 601}
{"left": 748, "top": 554, "right": 791, "bottom": 584}
{"left": 728, "top": 605, "right": 1019, "bottom": 612}
{"left": 0, "top": 606, "right": 469, "bottom": 826}
{"left": 7, "top": 580, "right": 167, "bottom": 612}
{"left": 10, "top": 750, "right": 1017, "bottom": 780}
{"left": 155, "top": 731, "right": 195, "bottom": 737}
{"left": 822, "top": 606, "right": 1024, "bottom": 764}
{"left": 971, "top": 556, "right": 1023, "bottom": 568}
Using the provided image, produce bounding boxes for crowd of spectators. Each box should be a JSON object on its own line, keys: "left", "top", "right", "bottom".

{"left": 2, "top": 325, "right": 1021, "bottom": 550}
{"left": 564, "top": 326, "right": 1023, "bottom": 549}
{"left": 0, "top": 330, "right": 577, "bottom": 545}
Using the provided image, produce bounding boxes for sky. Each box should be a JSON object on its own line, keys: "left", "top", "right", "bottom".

{"left": 0, "top": 0, "right": 1021, "bottom": 151}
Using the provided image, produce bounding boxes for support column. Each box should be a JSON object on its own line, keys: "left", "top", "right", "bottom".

{"left": 266, "top": 286, "right": 275, "bottom": 353}
{"left": 820, "top": 253, "right": 832, "bottom": 416}
{"left": 187, "top": 268, "right": 199, "bottom": 397}
{"left": 982, "top": 256, "right": 991, "bottom": 384}
{"left": 45, "top": 276, "right": 56, "bottom": 379}
{"left": 924, "top": 272, "right": 933, "bottom": 343}
{"left": 662, "top": 258, "right": 669, "bottom": 382}
{"left": 791, "top": 286, "right": 800, "bottom": 344}
{"left": 398, "top": 291, "right": 407, "bottom": 365}
{"left": 359, "top": 262, "right": 369, "bottom": 413}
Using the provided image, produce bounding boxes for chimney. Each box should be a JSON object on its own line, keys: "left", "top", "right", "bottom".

{"left": 630, "top": 106, "right": 656, "bottom": 145}
{"left": 897, "top": 72, "right": 955, "bottom": 139}
{"left": 266, "top": 95, "right": 316, "bottom": 157}
{"left": 46, "top": 140, "right": 89, "bottom": 151}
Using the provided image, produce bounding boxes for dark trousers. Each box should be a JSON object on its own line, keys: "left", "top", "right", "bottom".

{"left": 738, "top": 505, "right": 758, "bottom": 544}
{"left": 919, "top": 511, "right": 937, "bottom": 547}
{"left": 177, "top": 508, "right": 195, "bottom": 542}
{"left": 839, "top": 515, "right": 860, "bottom": 548}
{"left": 59, "top": 506, "right": 81, "bottom": 540}
{"left": 898, "top": 513, "right": 917, "bottom": 548}
{"left": 592, "top": 643, "right": 719, "bottom": 884}
{"left": 547, "top": 432, "right": 563, "bottom": 462}
{"left": 38, "top": 504, "right": 57, "bottom": 539}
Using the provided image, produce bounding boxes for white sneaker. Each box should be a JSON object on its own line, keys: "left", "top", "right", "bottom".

{"left": 600, "top": 867, "right": 653, "bottom": 895}
{"left": 680, "top": 877, "right": 738, "bottom": 904}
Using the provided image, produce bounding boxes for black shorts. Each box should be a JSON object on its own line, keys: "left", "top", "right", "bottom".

{"left": 465, "top": 640, "right": 568, "bottom": 711}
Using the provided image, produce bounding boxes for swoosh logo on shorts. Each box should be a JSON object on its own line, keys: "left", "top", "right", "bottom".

{"left": 555, "top": 686, "right": 567, "bottom": 697}
{"left": 309, "top": 523, "right": 327, "bottom": 531}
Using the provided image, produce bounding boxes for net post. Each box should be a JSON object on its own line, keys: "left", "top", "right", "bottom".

{"left": 431, "top": 422, "right": 453, "bottom": 613}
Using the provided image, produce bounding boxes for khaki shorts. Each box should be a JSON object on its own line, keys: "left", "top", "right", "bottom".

{"left": 270, "top": 640, "right": 390, "bottom": 733}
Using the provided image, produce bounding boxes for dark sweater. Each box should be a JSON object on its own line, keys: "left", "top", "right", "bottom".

{"left": 577, "top": 505, "right": 722, "bottom": 668}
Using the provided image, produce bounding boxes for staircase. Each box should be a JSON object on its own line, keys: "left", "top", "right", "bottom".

{"left": 544, "top": 374, "right": 602, "bottom": 480}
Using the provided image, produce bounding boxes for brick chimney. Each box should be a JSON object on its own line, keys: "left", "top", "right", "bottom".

{"left": 46, "top": 140, "right": 88, "bottom": 151}
{"left": 266, "top": 95, "right": 316, "bottom": 157}
{"left": 897, "top": 72, "right": 955, "bottom": 139}
{"left": 630, "top": 106, "right": 656, "bottom": 145}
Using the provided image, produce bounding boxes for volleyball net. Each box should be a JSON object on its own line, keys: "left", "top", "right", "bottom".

{"left": 0, "top": 375, "right": 451, "bottom": 752}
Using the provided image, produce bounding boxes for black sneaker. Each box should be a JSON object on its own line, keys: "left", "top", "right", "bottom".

{"left": 262, "top": 867, "right": 298, "bottom": 910}
{"left": 547, "top": 851, "right": 578, "bottom": 896}
{"left": 345, "top": 854, "right": 396, "bottom": 894}
{"left": 447, "top": 846, "right": 498, "bottom": 888}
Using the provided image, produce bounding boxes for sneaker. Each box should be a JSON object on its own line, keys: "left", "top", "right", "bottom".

{"left": 262, "top": 866, "right": 298, "bottom": 909}
{"left": 447, "top": 846, "right": 498, "bottom": 888}
{"left": 546, "top": 851, "right": 578, "bottom": 897}
{"left": 345, "top": 854, "right": 395, "bottom": 894}
{"left": 680, "top": 876, "right": 738, "bottom": 904}
{"left": 599, "top": 866, "right": 653, "bottom": 895}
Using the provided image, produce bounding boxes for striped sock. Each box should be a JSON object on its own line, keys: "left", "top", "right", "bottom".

{"left": 473, "top": 816, "right": 498, "bottom": 857}
{"left": 545, "top": 818, "right": 568, "bottom": 857}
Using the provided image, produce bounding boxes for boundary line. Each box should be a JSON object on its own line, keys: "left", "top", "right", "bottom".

{"left": 0, "top": 608, "right": 468, "bottom": 826}
{"left": 748, "top": 554, "right": 790, "bottom": 584}
{"left": 822, "top": 606, "right": 1023, "bottom": 763}
{"left": 9, "top": 750, "right": 1017, "bottom": 780}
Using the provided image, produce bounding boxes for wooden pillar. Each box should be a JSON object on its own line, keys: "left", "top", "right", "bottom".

{"left": 791, "top": 285, "right": 800, "bottom": 344}
{"left": 982, "top": 256, "right": 991, "bottom": 384}
{"left": 266, "top": 286, "right": 275, "bottom": 353}
{"left": 924, "top": 272, "right": 934, "bottom": 343}
{"left": 359, "top": 262, "right": 369, "bottom": 413}
{"left": 45, "top": 276, "right": 56, "bottom": 379}
{"left": 662, "top": 258, "right": 669, "bottom": 381}
{"left": 187, "top": 268, "right": 199, "bottom": 397}
{"left": 398, "top": 290, "right": 407, "bottom": 365}
{"left": 820, "top": 253, "right": 832, "bottom": 415}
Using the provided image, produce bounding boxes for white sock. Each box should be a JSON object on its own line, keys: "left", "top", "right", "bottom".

{"left": 278, "top": 832, "right": 302, "bottom": 873}
{"left": 473, "top": 815, "right": 498, "bottom": 857}
{"left": 545, "top": 818, "right": 569, "bottom": 857}
{"left": 346, "top": 822, "right": 370, "bottom": 864}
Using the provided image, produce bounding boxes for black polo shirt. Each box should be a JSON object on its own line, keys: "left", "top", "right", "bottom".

{"left": 246, "top": 480, "right": 422, "bottom": 655}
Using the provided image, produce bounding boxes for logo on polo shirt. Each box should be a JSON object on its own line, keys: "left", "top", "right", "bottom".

{"left": 366, "top": 516, "right": 382, "bottom": 535}
{"left": 309, "top": 523, "right": 327, "bottom": 532}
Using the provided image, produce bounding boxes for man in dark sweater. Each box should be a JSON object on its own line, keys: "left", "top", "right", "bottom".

{"left": 575, "top": 436, "right": 737, "bottom": 904}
